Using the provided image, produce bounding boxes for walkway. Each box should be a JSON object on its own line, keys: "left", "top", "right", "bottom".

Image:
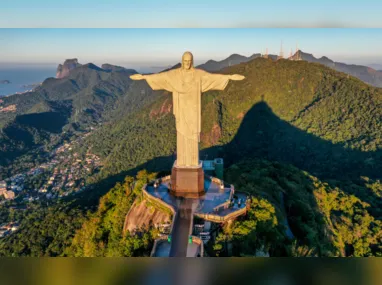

{"left": 169, "top": 199, "right": 194, "bottom": 257}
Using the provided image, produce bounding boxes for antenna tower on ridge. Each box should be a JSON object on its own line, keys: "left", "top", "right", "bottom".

{"left": 277, "top": 41, "right": 284, "bottom": 60}
{"left": 263, "top": 47, "right": 268, "bottom": 59}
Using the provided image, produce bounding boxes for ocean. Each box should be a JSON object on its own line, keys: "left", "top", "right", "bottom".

{"left": 0, "top": 67, "right": 56, "bottom": 97}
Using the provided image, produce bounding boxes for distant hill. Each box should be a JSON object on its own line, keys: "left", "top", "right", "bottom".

{"left": 290, "top": 50, "right": 382, "bottom": 87}
{"left": 0, "top": 60, "right": 158, "bottom": 166}
{"left": 85, "top": 57, "right": 382, "bottom": 182}
{"left": 196, "top": 53, "right": 261, "bottom": 72}
{"left": 191, "top": 51, "right": 382, "bottom": 88}
{"left": 159, "top": 63, "right": 181, "bottom": 73}
{"left": 1, "top": 56, "right": 382, "bottom": 257}
{"left": 367, "top": 63, "right": 382, "bottom": 71}
{"left": 101, "top": 64, "right": 137, "bottom": 74}
{"left": 160, "top": 53, "right": 278, "bottom": 73}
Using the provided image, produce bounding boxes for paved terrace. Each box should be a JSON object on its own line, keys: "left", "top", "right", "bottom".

{"left": 146, "top": 175, "right": 248, "bottom": 257}
{"left": 145, "top": 175, "right": 248, "bottom": 219}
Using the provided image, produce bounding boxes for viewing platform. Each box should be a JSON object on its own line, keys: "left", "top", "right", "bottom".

{"left": 144, "top": 174, "right": 248, "bottom": 220}
{"left": 142, "top": 158, "right": 249, "bottom": 257}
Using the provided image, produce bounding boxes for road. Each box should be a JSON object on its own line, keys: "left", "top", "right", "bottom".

{"left": 169, "top": 198, "right": 194, "bottom": 257}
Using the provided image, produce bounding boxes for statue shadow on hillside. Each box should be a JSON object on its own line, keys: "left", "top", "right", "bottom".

{"left": 72, "top": 101, "right": 382, "bottom": 256}
{"left": 209, "top": 101, "right": 382, "bottom": 180}
{"left": 79, "top": 101, "right": 382, "bottom": 204}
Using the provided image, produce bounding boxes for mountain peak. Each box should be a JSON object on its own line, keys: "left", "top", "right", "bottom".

{"left": 101, "top": 64, "right": 137, "bottom": 73}
{"left": 227, "top": 53, "right": 243, "bottom": 59}
{"left": 159, "top": 63, "right": 181, "bottom": 73}
{"left": 249, "top": 53, "right": 261, "bottom": 58}
{"left": 197, "top": 53, "right": 261, "bottom": 72}
{"left": 81, "top": 63, "right": 103, "bottom": 71}
{"left": 56, "top": 58, "right": 82, "bottom": 79}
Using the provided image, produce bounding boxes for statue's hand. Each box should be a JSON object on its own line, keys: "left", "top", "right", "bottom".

{"left": 130, "top": 74, "right": 145, "bottom": 80}
{"left": 230, "top": 74, "right": 245, "bottom": 81}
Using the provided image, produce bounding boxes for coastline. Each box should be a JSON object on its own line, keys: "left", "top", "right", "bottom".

{"left": 0, "top": 82, "right": 42, "bottom": 97}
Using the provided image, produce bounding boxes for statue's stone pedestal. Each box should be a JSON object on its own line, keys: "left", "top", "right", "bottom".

{"left": 170, "top": 161, "right": 205, "bottom": 198}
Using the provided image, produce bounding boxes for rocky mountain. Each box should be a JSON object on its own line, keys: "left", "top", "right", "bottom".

{"left": 196, "top": 53, "right": 261, "bottom": 72}
{"left": 289, "top": 50, "right": 382, "bottom": 87}
{"left": 56, "top": 58, "right": 82, "bottom": 79}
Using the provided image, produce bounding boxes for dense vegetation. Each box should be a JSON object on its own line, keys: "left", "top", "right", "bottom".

{"left": 84, "top": 95, "right": 176, "bottom": 182}
{"left": 83, "top": 58, "right": 382, "bottom": 182}
{"left": 2, "top": 160, "right": 380, "bottom": 257}
{"left": 67, "top": 170, "right": 158, "bottom": 257}
{"left": 0, "top": 57, "right": 381, "bottom": 257}
{"left": 0, "top": 202, "right": 85, "bottom": 256}
{"left": 0, "top": 170, "right": 158, "bottom": 257}
{"left": 0, "top": 63, "right": 158, "bottom": 172}
{"left": 212, "top": 159, "right": 382, "bottom": 257}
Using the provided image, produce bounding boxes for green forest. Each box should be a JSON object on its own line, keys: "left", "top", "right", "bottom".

{"left": 0, "top": 57, "right": 381, "bottom": 257}
{"left": 67, "top": 170, "right": 158, "bottom": 257}
{"left": 83, "top": 58, "right": 382, "bottom": 182}
{"left": 211, "top": 159, "right": 382, "bottom": 257}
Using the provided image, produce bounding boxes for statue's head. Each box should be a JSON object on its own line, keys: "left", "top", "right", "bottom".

{"left": 181, "top": 51, "right": 194, "bottom": 70}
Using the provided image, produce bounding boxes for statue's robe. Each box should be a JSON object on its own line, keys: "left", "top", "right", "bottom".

{"left": 144, "top": 68, "right": 230, "bottom": 167}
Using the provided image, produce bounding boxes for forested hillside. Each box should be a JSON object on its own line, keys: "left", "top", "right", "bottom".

{"left": 215, "top": 159, "right": 382, "bottom": 257}
{"left": 0, "top": 62, "right": 161, "bottom": 172}
{"left": 67, "top": 170, "right": 158, "bottom": 257}
{"left": 1, "top": 57, "right": 381, "bottom": 257}
{"left": 84, "top": 57, "right": 382, "bottom": 181}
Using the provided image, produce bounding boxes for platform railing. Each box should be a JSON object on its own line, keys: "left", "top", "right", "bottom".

{"left": 195, "top": 206, "right": 247, "bottom": 223}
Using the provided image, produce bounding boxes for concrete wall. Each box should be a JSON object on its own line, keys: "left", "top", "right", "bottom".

{"left": 150, "top": 236, "right": 169, "bottom": 257}
{"left": 142, "top": 184, "right": 176, "bottom": 233}
{"left": 191, "top": 235, "right": 204, "bottom": 257}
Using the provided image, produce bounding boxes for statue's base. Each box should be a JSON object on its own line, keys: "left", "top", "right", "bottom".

{"left": 170, "top": 161, "right": 205, "bottom": 198}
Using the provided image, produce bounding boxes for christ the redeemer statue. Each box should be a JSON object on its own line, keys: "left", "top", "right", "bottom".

{"left": 130, "top": 51, "right": 245, "bottom": 169}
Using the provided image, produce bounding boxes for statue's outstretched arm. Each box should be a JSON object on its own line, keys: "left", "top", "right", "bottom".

{"left": 229, "top": 74, "right": 245, "bottom": 81}
{"left": 130, "top": 72, "right": 174, "bottom": 92}
{"left": 201, "top": 71, "right": 245, "bottom": 92}
{"left": 130, "top": 74, "right": 145, "bottom": 80}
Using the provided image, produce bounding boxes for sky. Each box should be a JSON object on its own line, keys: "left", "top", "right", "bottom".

{"left": 1, "top": 1, "right": 382, "bottom": 70}
{"left": 1, "top": 0, "right": 382, "bottom": 28}
{"left": 1, "top": 29, "right": 382, "bottom": 70}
